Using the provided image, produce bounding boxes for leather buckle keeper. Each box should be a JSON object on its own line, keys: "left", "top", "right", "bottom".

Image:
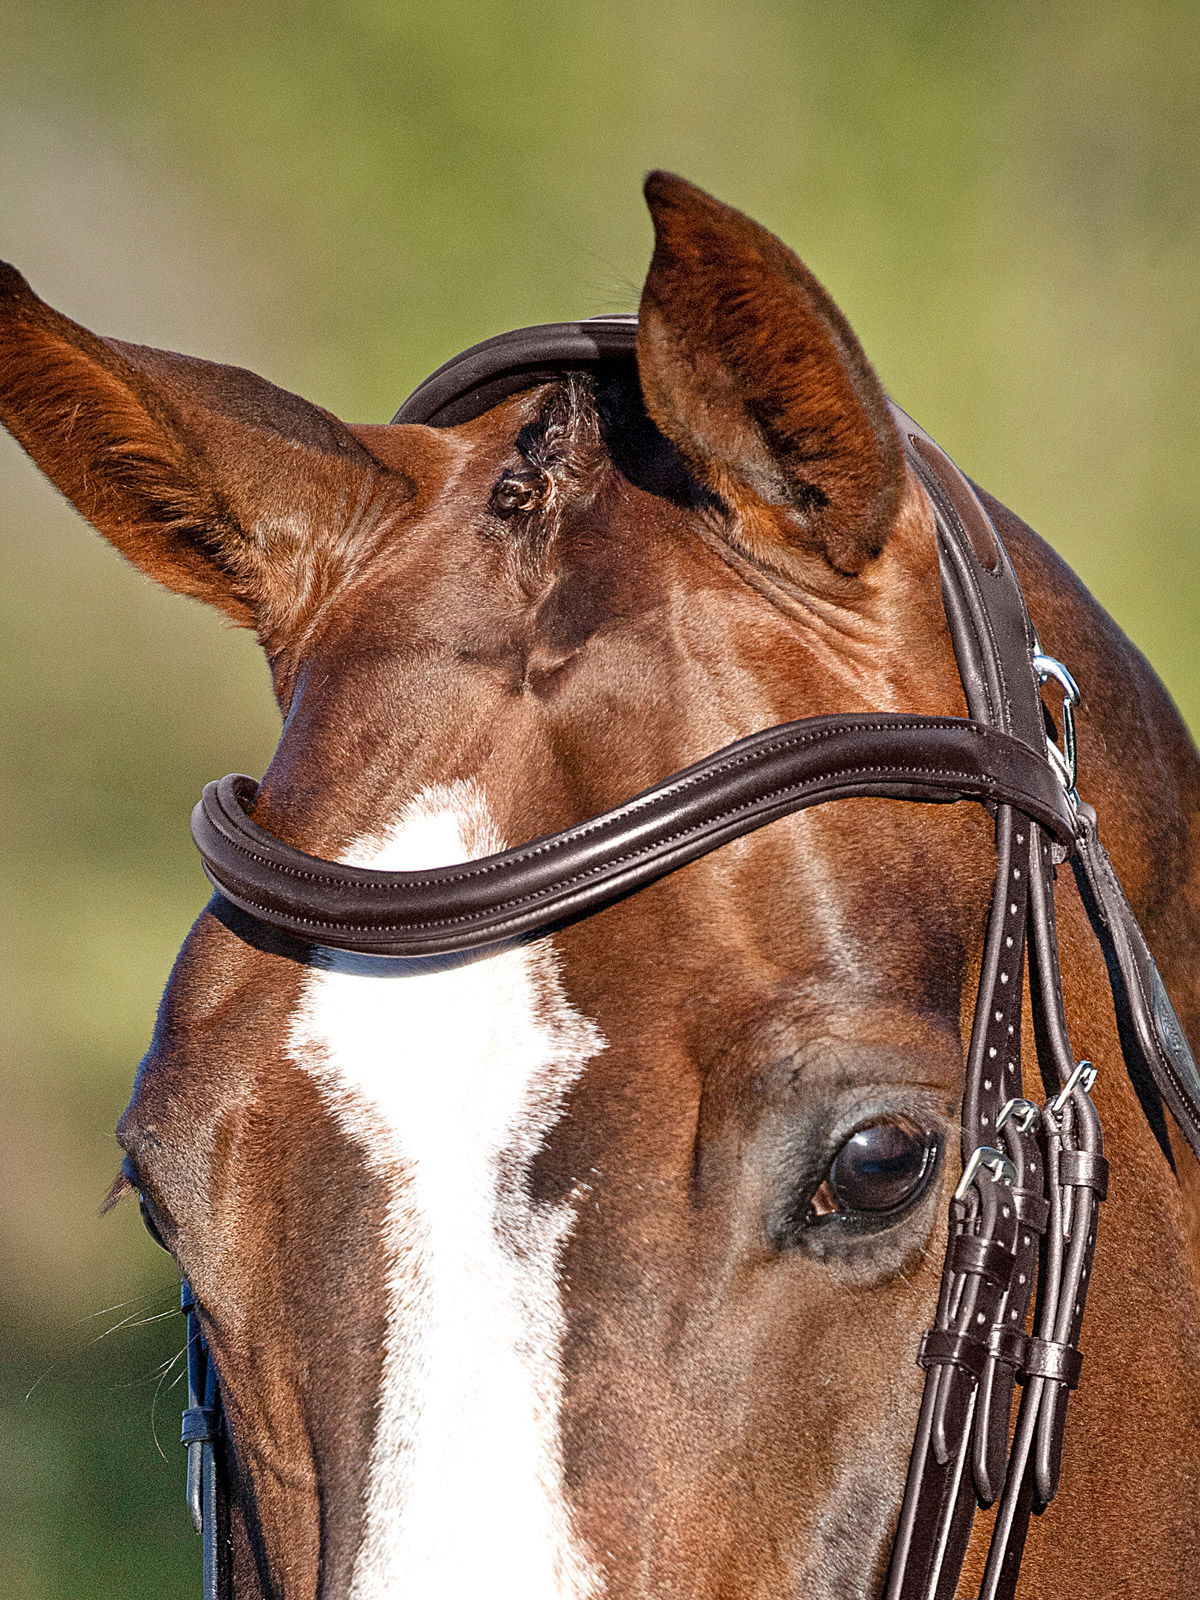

{"left": 919, "top": 1329, "right": 989, "bottom": 1382}
{"left": 987, "top": 1325, "right": 1029, "bottom": 1369}
{"left": 1024, "top": 1336, "right": 1083, "bottom": 1388}
{"left": 1011, "top": 1187, "right": 1050, "bottom": 1233}
{"left": 947, "top": 1234, "right": 1016, "bottom": 1289}
{"left": 1058, "top": 1149, "right": 1109, "bottom": 1197}
{"left": 181, "top": 1406, "right": 219, "bottom": 1446}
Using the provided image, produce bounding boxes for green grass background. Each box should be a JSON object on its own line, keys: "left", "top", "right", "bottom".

{"left": 1, "top": 3, "right": 1197, "bottom": 1594}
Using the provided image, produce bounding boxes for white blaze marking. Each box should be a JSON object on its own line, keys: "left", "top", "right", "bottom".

{"left": 288, "top": 782, "right": 605, "bottom": 1600}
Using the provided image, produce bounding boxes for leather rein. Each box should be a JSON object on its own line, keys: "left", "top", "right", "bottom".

{"left": 167, "top": 319, "right": 1200, "bottom": 1600}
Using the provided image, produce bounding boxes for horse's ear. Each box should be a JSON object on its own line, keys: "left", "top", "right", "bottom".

{"left": 637, "top": 172, "right": 904, "bottom": 578}
{"left": 0, "top": 262, "right": 408, "bottom": 635}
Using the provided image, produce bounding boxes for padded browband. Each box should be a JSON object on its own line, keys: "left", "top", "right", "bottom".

{"left": 194, "top": 716, "right": 1075, "bottom": 957}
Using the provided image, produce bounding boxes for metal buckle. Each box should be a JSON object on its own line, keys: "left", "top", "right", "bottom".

{"left": 954, "top": 1145, "right": 1018, "bottom": 1203}
{"left": 996, "top": 1097, "right": 1041, "bottom": 1134}
{"left": 1032, "top": 650, "right": 1080, "bottom": 794}
{"left": 1050, "top": 1059, "right": 1097, "bottom": 1117}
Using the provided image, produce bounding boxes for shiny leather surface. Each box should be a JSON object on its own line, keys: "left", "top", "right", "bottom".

{"left": 391, "top": 315, "right": 639, "bottom": 428}
{"left": 193, "top": 716, "right": 1075, "bottom": 957}
{"left": 1075, "top": 804, "right": 1200, "bottom": 1158}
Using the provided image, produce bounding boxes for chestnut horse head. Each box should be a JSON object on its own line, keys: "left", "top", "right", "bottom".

{"left": 3, "top": 173, "right": 1199, "bottom": 1600}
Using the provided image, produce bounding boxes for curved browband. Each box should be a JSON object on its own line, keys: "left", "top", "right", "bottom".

{"left": 391, "top": 314, "right": 640, "bottom": 428}
{"left": 193, "top": 717, "right": 1075, "bottom": 958}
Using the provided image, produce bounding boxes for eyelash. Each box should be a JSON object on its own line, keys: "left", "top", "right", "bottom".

{"left": 123, "top": 1157, "right": 171, "bottom": 1252}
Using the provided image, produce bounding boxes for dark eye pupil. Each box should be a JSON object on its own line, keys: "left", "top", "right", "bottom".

{"left": 829, "top": 1119, "right": 934, "bottom": 1213}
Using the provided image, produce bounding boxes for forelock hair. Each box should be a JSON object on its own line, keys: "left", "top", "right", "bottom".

{"left": 487, "top": 368, "right": 709, "bottom": 588}
{"left": 488, "top": 373, "right": 608, "bottom": 587}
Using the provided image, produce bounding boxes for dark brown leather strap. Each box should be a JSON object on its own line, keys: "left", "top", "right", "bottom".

{"left": 972, "top": 833, "right": 1105, "bottom": 1600}
{"left": 882, "top": 419, "right": 1121, "bottom": 1600}
{"left": 182, "top": 1280, "right": 231, "bottom": 1598}
{"left": 1073, "top": 803, "right": 1200, "bottom": 1162}
{"left": 881, "top": 412, "right": 1044, "bottom": 1600}
{"left": 391, "top": 315, "right": 639, "bottom": 427}
{"left": 192, "top": 716, "right": 1076, "bottom": 957}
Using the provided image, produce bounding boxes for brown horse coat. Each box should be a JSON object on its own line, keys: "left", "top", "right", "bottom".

{"left": 2, "top": 173, "right": 1198, "bottom": 1599}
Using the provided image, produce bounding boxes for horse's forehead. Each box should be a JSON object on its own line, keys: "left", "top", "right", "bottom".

{"left": 128, "top": 760, "right": 982, "bottom": 1187}
{"left": 127, "top": 441, "right": 968, "bottom": 1183}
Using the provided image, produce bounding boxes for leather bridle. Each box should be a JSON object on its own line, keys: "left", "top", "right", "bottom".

{"left": 159, "top": 317, "right": 1200, "bottom": 1600}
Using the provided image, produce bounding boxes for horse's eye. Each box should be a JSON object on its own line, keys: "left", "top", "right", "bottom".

{"left": 138, "top": 1193, "right": 169, "bottom": 1252}
{"left": 810, "top": 1117, "right": 939, "bottom": 1222}
{"left": 123, "top": 1156, "right": 171, "bottom": 1252}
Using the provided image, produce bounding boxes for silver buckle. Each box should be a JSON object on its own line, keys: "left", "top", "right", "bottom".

{"left": 1050, "top": 1059, "right": 1097, "bottom": 1117}
{"left": 1032, "top": 651, "right": 1080, "bottom": 794}
{"left": 955, "top": 1145, "right": 1018, "bottom": 1203}
{"left": 996, "top": 1097, "right": 1041, "bottom": 1134}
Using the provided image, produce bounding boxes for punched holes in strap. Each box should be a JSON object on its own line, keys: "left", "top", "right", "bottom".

{"left": 1024, "top": 1336, "right": 1084, "bottom": 1389}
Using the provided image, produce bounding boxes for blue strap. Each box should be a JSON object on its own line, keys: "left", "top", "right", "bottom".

{"left": 181, "top": 1406, "right": 218, "bottom": 1446}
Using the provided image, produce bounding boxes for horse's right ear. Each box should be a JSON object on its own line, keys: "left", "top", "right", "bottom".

{"left": 637, "top": 173, "right": 904, "bottom": 580}
{"left": 0, "top": 263, "right": 410, "bottom": 637}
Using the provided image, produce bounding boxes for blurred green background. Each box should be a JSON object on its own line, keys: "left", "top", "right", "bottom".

{"left": 1, "top": 2, "right": 1197, "bottom": 1594}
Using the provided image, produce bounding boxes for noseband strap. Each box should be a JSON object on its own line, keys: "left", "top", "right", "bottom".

{"left": 176, "top": 335, "right": 1200, "bottom": 1600}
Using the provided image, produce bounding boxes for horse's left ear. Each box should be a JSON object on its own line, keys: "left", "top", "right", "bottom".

{"left": 0, "top": 262, "right": 409, "bottom": 641}
{"left": 637, "top": 172, "right": 904, "bottom": 578}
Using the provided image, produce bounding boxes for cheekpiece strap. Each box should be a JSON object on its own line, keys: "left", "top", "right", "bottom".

{"left": 182, "top": 1283, "right": 231, "bottom": 1600}
{"left": 882, "top": 413, "right": 1106, "bottom": 1600}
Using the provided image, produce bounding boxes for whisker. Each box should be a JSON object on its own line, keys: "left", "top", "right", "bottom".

{"left": 118, "top": 1347, "right": 191, "bottom": 1390}
{"left": 77, "top": 1290, "right": 160, "bottom": 1324}
{"left": 123, "top": 1307, "right": 187, "bottom": 1332}
{"left": 24, "top": 1286, "right": 181, "bottom": 1402}
{"left": 89, "top": 1292, "right": 181, "bottom": 1349}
